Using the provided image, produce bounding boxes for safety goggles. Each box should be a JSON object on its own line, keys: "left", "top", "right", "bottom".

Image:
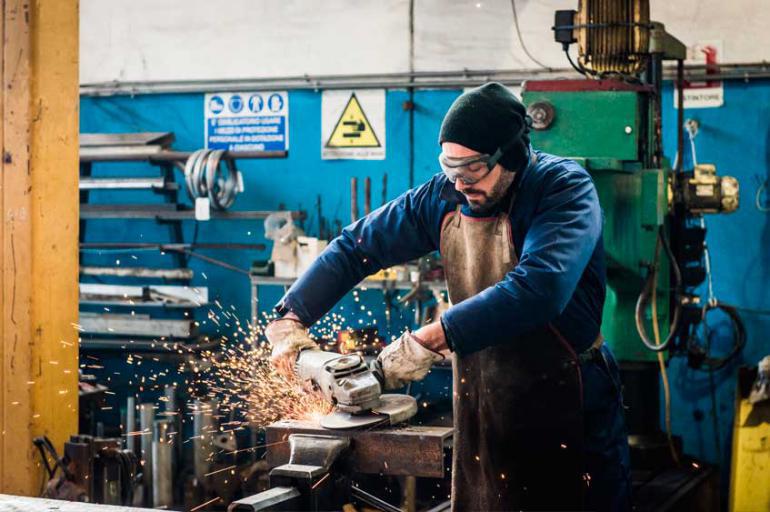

{"left": 438, "top": 147, "right": 504, "bottom": 185}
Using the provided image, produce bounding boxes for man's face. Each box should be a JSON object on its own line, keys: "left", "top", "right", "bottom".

{"left": 441, "top": 142, "right": 515, "bottom": 212}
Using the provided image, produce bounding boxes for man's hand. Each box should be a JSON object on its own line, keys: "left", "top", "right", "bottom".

{"left": 264, "top": 313, "right": 318, "bottom": 376}
{"left": 376, "top": 328, "right": 445, "bottom": 390}
{"left": 413, "top": 320, "right": 449, "bottom": 353}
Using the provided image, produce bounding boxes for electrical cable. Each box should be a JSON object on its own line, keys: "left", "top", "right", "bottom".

{"left": 686, "top": 219, "right": 746, "bottom": 371}
{"left": 635, "top": 226, "right": 683, "bottom": 351}
{"left": 510, "top": 0, "right": 549, "bottom": 69}
{"left": 650, "top": 253, "right": 681, "bottom": 465}
{"left": 183, "top": 149, "right": 241, "bottom": 210}
{"left": 564, "top": 46, "right": 587, "bottom": 77}
{"left": 755, "top": 179, "right": 770, "bottom": 212}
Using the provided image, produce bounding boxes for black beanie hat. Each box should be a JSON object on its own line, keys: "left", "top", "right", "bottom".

{"left": 438, "top": 82, "right": 531, "bottom": 173}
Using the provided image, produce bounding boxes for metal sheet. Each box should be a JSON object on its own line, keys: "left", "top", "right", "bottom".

{"left": 79, "top": 283, "right": 208, "bottom": 306}
{"left": 79, "top": 313, "right": 195, "bottom": 338}
{"left": 80, "top": 132, "right": 175, "bottom": 148}
{"left": 79, "top": 177, "right": 173, "bottom": 190}
{"left": 80, "top": 266, "right": 193, "bottom": 279}
{"left": 80, "top": 206, "right": 305, "bottom": 221}
{"left": 265, "top": 420, "right": 452, "bottom": 478}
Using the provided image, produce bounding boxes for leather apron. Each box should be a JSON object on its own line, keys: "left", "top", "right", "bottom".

{"left": 441, "top": 201, "right": 587, "bottom": 511}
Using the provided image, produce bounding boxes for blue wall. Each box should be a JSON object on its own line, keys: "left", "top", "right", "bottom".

{"left": 81, "top": 82, "right": 770, "bottom": 481}
{"left": 661, "top": 81, "right": 770, "bottom": 476}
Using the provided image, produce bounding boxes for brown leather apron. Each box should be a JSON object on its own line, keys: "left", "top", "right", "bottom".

{"left": 441, "top": 202, "right": 587, "bottom": 511}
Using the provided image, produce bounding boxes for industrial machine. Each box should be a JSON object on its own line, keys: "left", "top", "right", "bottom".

{"left": 523, "top": 0, "right": 740, "bottom": 473}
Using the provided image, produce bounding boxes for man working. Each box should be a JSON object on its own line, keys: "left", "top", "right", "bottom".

{"left": 266, "top": 83, "right": 630, "bottom": 511}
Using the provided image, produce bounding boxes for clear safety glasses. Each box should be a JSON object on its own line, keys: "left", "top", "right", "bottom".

{"left": 438, "top": 147, "right": 504, "bottom": 185}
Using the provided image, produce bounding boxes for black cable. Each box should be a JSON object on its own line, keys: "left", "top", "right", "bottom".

{"left": 564, "top": 45, "right": 587, "bottom": 77}
{"left": 636, "top": 226, "right": 683, "bottom": 351}
{"left": 689, "top": 301, "right": 746, "bottom": 371}
{"left": 511, "top": 0, "right": 549, "bottom": 69}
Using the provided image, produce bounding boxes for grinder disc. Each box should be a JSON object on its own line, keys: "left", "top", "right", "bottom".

{"left": 319, "top": 394, "right": 418, "bottom": 430}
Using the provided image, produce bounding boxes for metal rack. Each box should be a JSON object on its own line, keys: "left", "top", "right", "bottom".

{"left": 249, "top": 274, "right": 447, "bottom": 326}
{"left": 78, "top": 132, "right": 300, "bottom": 349}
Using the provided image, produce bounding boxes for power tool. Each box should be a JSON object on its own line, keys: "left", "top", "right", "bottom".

{"left": 295, "top": 349, "right": 417, "bottom": 430}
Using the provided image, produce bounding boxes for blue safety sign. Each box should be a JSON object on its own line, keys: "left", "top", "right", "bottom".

{"left": 205, "top": 91, "right": 289, "bottom": 152}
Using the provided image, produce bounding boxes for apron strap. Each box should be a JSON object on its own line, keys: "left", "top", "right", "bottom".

{"left": 453, "top": 205, "right": 462, "bottom": 227}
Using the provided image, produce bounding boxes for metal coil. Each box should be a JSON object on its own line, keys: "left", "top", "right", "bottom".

{"left": 183, "top": 149, "right": 241, "bottom": 210}
{"left": 576, "top": 0, "right": 650, "bottom": 75}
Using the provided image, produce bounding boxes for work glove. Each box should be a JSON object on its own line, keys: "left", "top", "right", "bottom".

{"left": 376, "top": 331, "right": 445, "bottom": 390}
{"left": 264, "top": 318, "right": 319, "bottom": 375}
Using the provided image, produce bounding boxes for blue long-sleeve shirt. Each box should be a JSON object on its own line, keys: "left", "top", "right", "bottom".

{"left": 276, "top": 150, "right": 606, "bottom": 356}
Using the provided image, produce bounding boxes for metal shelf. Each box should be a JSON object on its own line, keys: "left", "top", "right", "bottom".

{"left": 80, "top": 204, "right": 305, "bottom": 220}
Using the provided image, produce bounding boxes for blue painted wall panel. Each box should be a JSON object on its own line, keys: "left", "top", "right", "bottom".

{"left": 82, "top": 82, "right": 770, "bottom": 482}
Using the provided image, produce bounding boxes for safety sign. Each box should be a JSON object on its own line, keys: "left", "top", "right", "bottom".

{"left": 674, "top": 40, "right": 724, "bottom": 109}
{"left": 205, "top": 91, "right": 289, "bottom": 152}
{"left": 322, "top": 90, "right": 385, "bottom": 160}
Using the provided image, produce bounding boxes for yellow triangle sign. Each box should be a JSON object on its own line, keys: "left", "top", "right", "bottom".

{"left": 325, "top": 93, "right": 382, "bottom": 148}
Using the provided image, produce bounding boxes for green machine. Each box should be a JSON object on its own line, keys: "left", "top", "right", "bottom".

{"left": 520, "top": 0, "right": 741, "bottom": 464}
{"left": 524, "top": 80, "right": 670, "bottom": 363}
{"left": 521, "top": 1, "right": 739, "bottom": 364}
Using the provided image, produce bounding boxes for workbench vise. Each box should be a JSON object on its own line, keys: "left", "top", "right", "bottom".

{"left": 229, "top": 434, "right": 351, "bottom": 511}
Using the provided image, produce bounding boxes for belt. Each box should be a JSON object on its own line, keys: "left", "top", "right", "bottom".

{"left": 577, "top": 334, "right": 605, "bottom": 365}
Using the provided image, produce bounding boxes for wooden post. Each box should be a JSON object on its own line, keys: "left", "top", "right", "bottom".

{"left": 0, "top": 0, "right": 79, "bottom": 495}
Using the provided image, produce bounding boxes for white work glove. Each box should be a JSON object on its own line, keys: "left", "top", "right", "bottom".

{"left": 264, "top": 318, "right": 319, "bottom": 375}
{"left": 376, "top": 331, "right": 445, "bottom": 390}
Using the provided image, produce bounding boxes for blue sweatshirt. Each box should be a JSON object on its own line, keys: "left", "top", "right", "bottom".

{"left": 276, "top": 150, "right": 606, "bottom": 357}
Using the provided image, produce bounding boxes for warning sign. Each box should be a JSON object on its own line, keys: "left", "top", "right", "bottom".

{"left": 322, "top": 90, "right": 385, "bottom": 160}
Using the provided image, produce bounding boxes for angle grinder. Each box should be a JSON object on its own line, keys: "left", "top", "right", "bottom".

{"left": 295, "top": 349, "right": 417, "bottom": 430}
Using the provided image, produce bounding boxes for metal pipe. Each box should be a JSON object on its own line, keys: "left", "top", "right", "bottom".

{"left": 80, "top": 242, "right": 266, "bottom": 250}
{"left": 350, "top": 177, "right": 359, "bottom": 223}
{"left": 139, "top": 403, "right": 155, "bottom": 506}
{"left": 193, "top": 400, "right": 216, "bottom": 484}
{"left": 676, "top": 59, "right": 684, "bottom": 172}
{"left": 80, "top": 149, "right": 286, "bottom": 163}
{"left": 364, "top": 177, "right": 371, "bottom": 216}
{"left": 152, "top": 420, "right": 174, "bottom": 508}
{"left": 382, "top": 173, "right": 388, "bottom": 206}
{"left": 125, "top": 397, "right": 137, "bottom": 455}
{"left": 80, "top": 62, "right": 770, "bottom": 97}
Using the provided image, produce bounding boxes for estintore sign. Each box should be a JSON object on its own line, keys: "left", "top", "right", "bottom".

{"left": 322, "top": 90, "right": 385, "bottom": 160}
{"left": 205, "top": 91, "right": 289, "bottom": 152}
{"left": 674, "top": 40, "right": 724, "bottom": 109}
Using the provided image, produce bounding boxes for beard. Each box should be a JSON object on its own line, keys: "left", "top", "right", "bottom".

{"left": 463, "top": 171, "right": 516, "bottom": 212}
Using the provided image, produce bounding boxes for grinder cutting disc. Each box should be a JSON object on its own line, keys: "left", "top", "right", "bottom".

{"left": 319, "top": 394, "right": 418, "bottom": 430}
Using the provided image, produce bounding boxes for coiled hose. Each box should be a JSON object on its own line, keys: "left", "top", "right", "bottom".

{"left": 183, "top": 149, "right": 240, "bottom": 210}
{"left": 635, "top": 225, "right": 683, "bottom": 352}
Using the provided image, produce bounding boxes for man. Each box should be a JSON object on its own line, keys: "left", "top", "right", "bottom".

{"left": 266, "top": 83, "right": 630, "bottom": 511}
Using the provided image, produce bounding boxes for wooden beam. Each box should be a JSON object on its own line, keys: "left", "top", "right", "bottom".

{"left": 0, "top": 0, "right": 79, "bottom": 496}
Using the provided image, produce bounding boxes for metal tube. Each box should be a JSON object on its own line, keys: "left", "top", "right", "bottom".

{"left": 364, "top": 177, "right": 371, "bottom": 216}
{"left": 193, "top": 400, "right": 217, "bottom": 484}
{"left": 125, "top": 397, "right": 137, "bottom": 455}
{"left": 80, "top": 149, "right": 286, "bottom": 163}
{"left": 139, "top": 403, "right": 155, "bottom": 506}
{"left": 350, "top": 177, "right": 359, "bottom": 223}
{"left": 80, "top": 242, "right": 266, "bottom": 250}
{"left": 152, "top": 420, "right": 174, "bottom": 508}
{"left": 79, "top": 62, "right": 770, "bottom": 97}
{"left": 676, "top": 59, "right": 684, "bottom": 171}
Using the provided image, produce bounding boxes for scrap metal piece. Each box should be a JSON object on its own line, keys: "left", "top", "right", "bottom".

{"left": 228, "top": 486, "right": 301, "bottom": 511}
